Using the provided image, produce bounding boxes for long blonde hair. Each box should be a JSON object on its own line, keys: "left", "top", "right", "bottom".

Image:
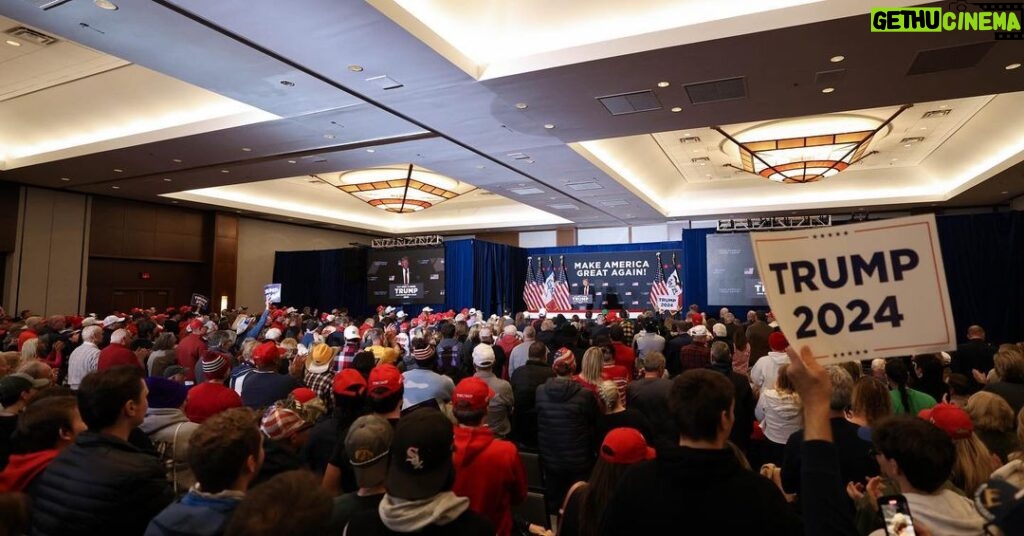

{"left": 952, "top": 433, "right": 996, "bottom": 495}
{"left": 579, "top": 347, "right": 605, "bottom": 385}
{"left": 966, "top": 391, "right": 1015, "bottom": 433}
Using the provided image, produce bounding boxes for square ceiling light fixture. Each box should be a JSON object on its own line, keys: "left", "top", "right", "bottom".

{"left": 713, "top": 105, "right": 909, "bottom": 183}
{"left": 336, "top": 164, "right": 476, "bottom": 213}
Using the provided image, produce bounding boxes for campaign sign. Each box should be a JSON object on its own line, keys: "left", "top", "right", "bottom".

{"left": 263, "top": 283, "right": 282, "bottom": 303}
{"left": 390, "top": 284, "right": 423, "bottom": 300}
{"left": 750, "top": 214, "right": 954, "bottom": 365}
{"left": 570, "top": 295, "right": 593, "bottom": 305}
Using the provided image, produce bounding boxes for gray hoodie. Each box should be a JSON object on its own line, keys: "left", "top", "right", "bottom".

{"left": 140, "top": 407, "right": 199, "bottom": 494}
{"left": 868, "top": 489, "right": 985, "bottom": 536}
{"left": 377, "top": 491, "right": 469, "bottom": 532}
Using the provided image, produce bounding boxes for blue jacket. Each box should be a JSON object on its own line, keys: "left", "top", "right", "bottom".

{"left": 144, "top": 490, "right": 242, "bottom": 536}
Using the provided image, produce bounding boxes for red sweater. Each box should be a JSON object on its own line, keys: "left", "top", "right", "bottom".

{"left": 97, "top": 343, "right": 142, "bottom": 371}
{"left": 452, "top": 425, "right": 527, "bottom": 536}
{"left": 610, "top": 342, "right": 636, "bottom": 375}
{"left": 175, "top": 334, "right": 208, "bottom": 381}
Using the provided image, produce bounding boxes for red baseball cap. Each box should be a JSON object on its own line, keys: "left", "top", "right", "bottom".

{"left": 367, "top": 364, "right": 403, "bottom": 398}
{"left": 600, "top": 427, "right": 656, "bottom": 464}
{"left": 452, "top": 377, "right": 493, "bottom": 412}
{"left": 768, "top": 331, "right": 789, "bottom": 352}
{"left": 252, "top": 341, "right": 284, "bottom": 367}
{"left": 333, "top": 369, "right": 367, "bottom": 397}
{"left": 290, "top": 387, "right": 318, "bottom": 404}
{"left": 918, "top": 403, "right": 973, "bottom": 439}
{"left": 187, "top": 319, "right": 206, "bottom": 333}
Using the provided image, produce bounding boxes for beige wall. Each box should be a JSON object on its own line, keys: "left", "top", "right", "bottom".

{"left": 7, "top": 187, "right": 90, "bottom": 316}
{"left": 235, "top": 218, "right": 373, "bottom": 308}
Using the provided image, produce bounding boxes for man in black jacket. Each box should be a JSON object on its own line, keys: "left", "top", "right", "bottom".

{"left": 509, "top": 342, "right": 557, "bottom": 448}
{"left": 953, "top": 324, "right": 997, "bottom": 387}
{"left": 709, "top": 342, "right": 754, "bottom": 453}
{"left": 534, "top": 349, "right": 598, "bottom": 511}
{"left": 29, "top": 366, "right": 173, "bottom": 536}
{"left": 602, "top": 369, "right": 801, "bottom": 535}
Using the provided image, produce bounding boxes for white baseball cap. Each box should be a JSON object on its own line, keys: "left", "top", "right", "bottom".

{"left": 102, "top": 315, "right": 125, "bottom": 328}
{"left": 343, "top": 325, "right": 360, "bottom": 340}
{"left": 472, "top": 343, "right": 495, "bottom": 368}
{"left": 688, "top": 325, "right": 709, "bottom": 338}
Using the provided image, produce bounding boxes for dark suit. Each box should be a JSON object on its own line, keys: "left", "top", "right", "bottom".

{"left": 953, "top": 338, "right": 998, "bottom": 387}
{"left": 578, "top": 284, "right": 596, "bottom": 310}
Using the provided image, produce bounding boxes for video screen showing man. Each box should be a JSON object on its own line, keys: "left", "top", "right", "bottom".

{"left": 366, "top": 248, "right": 444, "bottom": 305}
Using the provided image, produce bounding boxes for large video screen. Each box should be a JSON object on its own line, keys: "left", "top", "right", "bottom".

{"left": 367, "top": 248, "right": 445, "bottom": 305}
{"left": 706, "top": 234, "right": 768, "bottom": 307}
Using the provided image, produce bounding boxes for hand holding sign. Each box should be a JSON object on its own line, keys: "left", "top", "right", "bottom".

{"left": 264, "top": 283, "right": 282, "bottom": 304}
{"left": 750, "top": 214, "right": 954, "bottom": 365}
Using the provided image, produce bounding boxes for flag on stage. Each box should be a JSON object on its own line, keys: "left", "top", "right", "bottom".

{"left": 650, "top": 253, "right": 668, "bottom": 311}
{"left": 542, "top": 257, "right": 556, "bottom": 310}
{"left": 666, "top": 252, "right": 683, "bottom": 311}
{"left": 523, "top": 257, "right": 543, "bottom": 311}
{"left": 554, "top": 256, "right": 571, "bottom": 311}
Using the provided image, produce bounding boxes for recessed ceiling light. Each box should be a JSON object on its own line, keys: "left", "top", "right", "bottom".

{"left": 113, "top": 168, "right": 123, "bottom": 173}
{"left": 1006, "top": 63, "right": 1022, "bottom": 70}
{"left": 111, "top": 185, "right": 120, "bottom": 189}
{"left": 904, "top": 144, "right": 912, "bottom": 148}
{"left": 323, "top": 134, "right": 335, "bottom": 139}
{"left": 939, "top": 104, "right": 948, "bottom": 109}
{"left": 235, "top": 210, "right": 242, "bottom": 214}
{"left": 170, "top": 201, "right": 179, "bottom": 204}
{"left": 60, "top": 177, "right": 70, "bottom": 182}
{"left": 163, "top": 178, "right": 172, "bottom": 182}
{"left": 919, "top": 127, "right": 927, "bottom": 130}
{"left": 1001, "top": 190, "right": 1009, "bottom": 194}
{"left": 514, "top": 103, "right": 528, "bottom": 109}
{"left": 287, "top": 160, "right": 297, "bottom": 164}
{"left": 4, "top": 39, "right": 20, "bottom": 47}
{"left": 365, "top": 148, "right": 375, "bottom": 153}
{"left": 890, "top": 158, "right": 898, "bottom": 162}
{"left": 94, "top": 0, "right": 118, "bottom": 10}
{"left": 241, "top": 147, "right": 252, "bottom": 152}
{"left": 670, "top": 107, "right": 683, "bottom": 113}
{"left": 526, "top": 160, "right": 535, "bottom": 164}
{"left": 171, "top": 158, "right": 182, "bottom": 163}
{"left": 830, "top": 55, "right": 845, "bottom": 63}
{"left": 279, "top": 80, "right": 295, "bottom": 87}
{"left": 657, "top": 81, "right": 670, "bottom": 88}
{"left": 475, "top": 165, "right": 485, "bottom": 169}
{"left": 348, "top": 65, "right": 364, "bottom": 72}
{"left": 821, "top": 87, "right": 835, "bottom": 94}
{"left": 220, "top": 169, "right": 230, "bottom": 174}
{"left": 543, "top": 124, "right": 555, "bottom": 129}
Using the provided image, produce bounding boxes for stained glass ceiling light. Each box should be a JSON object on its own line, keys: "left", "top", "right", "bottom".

{"left": 335, "top": 165, "right": 477, "bottom": 213}
{"left": 714, "top": 106, "right": 909, "bottom": 184}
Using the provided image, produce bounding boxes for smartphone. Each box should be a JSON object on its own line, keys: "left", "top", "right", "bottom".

{"left": 878, "top": 495, "right": 916, "bottom": 536}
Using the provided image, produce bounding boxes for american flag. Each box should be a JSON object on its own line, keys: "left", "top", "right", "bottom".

{"left": 650, "top": 252, "right": 669, "bottom": 311}
{"left": 523, "top": 257, "right": 544, "bottom": 311}
{"left": 542, "top": 257, "right": 556, "bottom": 310}
{"left": 553, "top": 256, "right": 572, "bottom": 311}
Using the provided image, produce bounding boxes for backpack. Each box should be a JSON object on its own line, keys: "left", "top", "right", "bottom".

{"left": 152, "top": 422, "right": 185, "bottom": 496}
{"left": 437, "top": 341, "right": 463, "bottom": 381}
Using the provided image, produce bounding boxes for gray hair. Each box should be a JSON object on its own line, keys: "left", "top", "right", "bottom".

{"left": 81, "top": 325, "right": 103, "bottom": 343}
{"left": 825, "top": 365, "right": 854, "bottom": 411}
{"left": 523, "top": 326, "right": 536, "bottom": 340}
{"left": 710, "top": 341, "right": 731, "bottom": 365}
{"left": 110, "top": 328, "right": 130, "bottom": 345}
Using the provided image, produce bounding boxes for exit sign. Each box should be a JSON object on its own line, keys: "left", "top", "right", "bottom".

{"left": 139, "top": 272, "right": 151, "bottom": 280}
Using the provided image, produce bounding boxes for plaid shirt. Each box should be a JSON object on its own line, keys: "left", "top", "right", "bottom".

{"left": 336, "top": 341, "right": 360, "bottom": 372}
{"left": 304, "top": 370, "right": 335, "bottom": 413}
{"left": 679, "top": 342, "right": 710, "bottom": 373}
{"left": 619, "top": 319, "right": 635, "bottom": 341}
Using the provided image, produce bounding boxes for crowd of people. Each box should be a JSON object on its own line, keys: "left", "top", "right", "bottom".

{"left": 0, "top": 301, "right": 1022, "bottom": 535}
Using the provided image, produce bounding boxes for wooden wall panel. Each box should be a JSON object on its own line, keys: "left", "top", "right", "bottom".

{"left": 86, "top": 258, "right": 204, "bottom": 314}
{"left": 89, "top": 197, "right": 206, "bottom": 261}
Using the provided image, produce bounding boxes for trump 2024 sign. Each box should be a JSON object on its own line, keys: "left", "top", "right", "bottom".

{"left": 750, "top": 214, "right": 955, "bottom": 365}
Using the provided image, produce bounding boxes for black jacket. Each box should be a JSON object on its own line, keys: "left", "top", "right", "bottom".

{"left": 710, "top": 361, "right": 755, "bottom": 451}
{"left": 954, "top": 339, "right": 998, "bottom": 383}
{"left": 509, "top": 360, "right": 555, "bottom": 447}
{"left": 534, "top": 377, "right": 598, "bottom": 475}
{"left": 601, "top": 445, "right": 801, "bottom": 535}
{"left": 626, "top": 377, "right": 677, "bottom": 448}
{"left": 28, "top": 431, "right": 173, "bottom": 536}
{"left": 781, "top": 417, "right": 878, "bottom": 495}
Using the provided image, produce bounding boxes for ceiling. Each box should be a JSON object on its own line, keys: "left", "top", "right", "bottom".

{"left": 0, "top": 0, "right": 1021, "bottom": 237}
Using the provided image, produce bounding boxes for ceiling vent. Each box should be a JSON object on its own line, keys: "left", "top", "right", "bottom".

{"left": 814, "top": 68, "right": 846, "bottom": 86}
{"left": 907, "top": 42, "right": 994, "bottom": 75}
{"left": 365, "top": 75, "right": 403, "bottom": 90}
{"left": 599, "top": 199, "right": 630, "bottom": 207}
{"left": 508, "top": 187, "right": 544, "bottom": 196}
{"left": 4, "top": 26, "right": 58, "bottom": 45}
{"left": 684, "top": 77, "right": 746, "bottom": 104}
{"left": 506, "top": 152, "right": 531, "bottom": 160}
{"left": 548, "top": 203, "right": 579, "bottom": 210}
{"left": 566, "top": 182, "right": 603, "bottom": 191}
{"left": 679, "top": 136, "right": 702, "bottom": 144}
{"left": 922, "top": 109, "right": 952, "bottom": 119}
{"left": 900, "top": 137, "right": 925, "bottom": 144}
{"left": 691, "top": 157, "right": 711, "bottom": 164}
{"left": 596, "top": 90, "right": 662, "bottom": 116}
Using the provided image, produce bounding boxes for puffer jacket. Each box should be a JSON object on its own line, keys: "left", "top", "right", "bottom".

{"left": 534, "top": 377, "right": 598, "bottom": 475}
{"left": 28, "top": 431, "right": 173, "bottom": 536}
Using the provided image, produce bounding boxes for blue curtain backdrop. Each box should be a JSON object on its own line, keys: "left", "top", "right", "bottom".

{"left": 270, "top": 213, "right": 1024, "bottom": 343}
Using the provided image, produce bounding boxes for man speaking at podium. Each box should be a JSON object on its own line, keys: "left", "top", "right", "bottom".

{"left": 575, "top": 277, "right": 596, "bottom": 311}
